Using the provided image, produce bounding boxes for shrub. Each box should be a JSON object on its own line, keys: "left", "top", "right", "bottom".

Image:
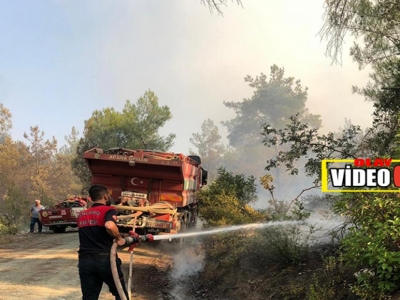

{"left": 334, "top": 192, "right": 400, "bottom": 297}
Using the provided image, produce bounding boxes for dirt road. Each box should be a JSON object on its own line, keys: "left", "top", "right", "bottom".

{"left": 0, "top": 230, "right": 174, "bottom": 300}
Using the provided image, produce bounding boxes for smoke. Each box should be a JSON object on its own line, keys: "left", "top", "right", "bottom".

{"left": 168, "top": 242, "right": 205, "bottom": 300}
{"left": 303, "top": 212, "right": 345, "bottom": 244}
{"left": 296, "top": 192, "right": 346, "bottom": 247}
{"left": 162, "top": 210, "right": 344, "bottom": 300}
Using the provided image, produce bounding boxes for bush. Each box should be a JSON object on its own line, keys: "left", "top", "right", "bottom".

{"left": 0, "top": 223, "right": 19, "bottom": 235}
{"left": 307, "top": 255, "right": 353, "bottom": 300}
{"left": 334, "top": 192, "right": 400, "bottom": 298}
{"left": 254, "top": 225, "right": 311, "bottom": 266}
{"left": 198, "top": 168, "right": 267, "bottom": 226}
{"left": 0, "top": 223, "right": 8, "bottom": 235}
{"left": 204, "top": 223, "right": 313, "bottom": 274}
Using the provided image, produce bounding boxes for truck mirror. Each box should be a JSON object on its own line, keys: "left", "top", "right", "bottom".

{"left": 201, "top": 168, "right": 208, "bottom": 185}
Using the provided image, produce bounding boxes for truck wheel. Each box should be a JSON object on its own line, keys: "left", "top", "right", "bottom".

{"left": 177, "top": 215, "right": 189, "bottom": 246}
{"left": 188, "top": 207, "right": 198, "bottom": 228}
{"left": 53, "top": 226, "right": 66, "bottom": 233}
{"left": 179, "top": 218, "right": 187, "bottom": 233}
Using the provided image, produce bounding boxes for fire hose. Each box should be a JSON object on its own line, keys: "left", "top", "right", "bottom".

{"left": 110, "top": 232, "right": 154, "bottom": 300}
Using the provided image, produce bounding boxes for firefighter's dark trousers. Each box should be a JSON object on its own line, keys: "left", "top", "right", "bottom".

{"left": 78, "top": 254, "right": 129, "bottom": 300}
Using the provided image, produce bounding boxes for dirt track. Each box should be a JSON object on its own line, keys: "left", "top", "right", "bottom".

{"left": 0, "top": 229, "right": 174, "bottom": 300}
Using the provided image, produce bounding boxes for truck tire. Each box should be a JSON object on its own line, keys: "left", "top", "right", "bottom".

{"left": 188, "top": 207, "right": 198, "bottom": 228}
{"left": 53, "top": 226, "right": 67, "bottom": 233}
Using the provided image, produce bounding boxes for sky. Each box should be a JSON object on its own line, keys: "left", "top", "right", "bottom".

{"left": 0, "top": 0, "right": 375, "bottom": 154}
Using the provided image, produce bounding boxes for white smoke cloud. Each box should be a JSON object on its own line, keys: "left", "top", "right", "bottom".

{"left": 169, "top": 243, "right": 205, "bottom": 300}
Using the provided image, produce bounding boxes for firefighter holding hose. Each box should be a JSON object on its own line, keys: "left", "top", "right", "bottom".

{"left": 77, "top": 184, "right": 129, "bottom": 300}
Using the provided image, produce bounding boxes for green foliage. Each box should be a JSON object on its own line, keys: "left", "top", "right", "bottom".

{"left": 201, "top": 218, "right": 320, "bottom": 299}
{"left": 0, "top": 218, "right": 19, "bottom": 235}
{"left": 320, "top": 0, "right": 400, "bottom": 67}
{"left": 197, "top": 166, "right": 269, "bottom": 226}
{"left": 72, "top": 90, "right": 176, "bottom": 188}
{"left": 198, "top": 168, "right": 342, "bottom": 299}
{"left": 0, "top": 185, "right": 30, "bottom": 231}
{"left": 223, "top": 65, "right": 320, "bottom": 147}
{"left": 198, "top": 167, "right": 264, "bottom": 226}
{"left": 255, "top": 225, "right": 312, "bottom": 266}
{"left": 198, "top": 192, "right": 265, "bottom": 226}
{"left": 202, "top": 233, "right": 354, "bottom": 300}
{"left": 59, "top": 126, "right": 80, "bottom": 155}
{"left": 307, "top": 256, "right": 350, "bottom": 300}
{"left": 0, "top": 223, "right": 7, "bottom": 234}
{"left": 260, "top": 174, "right": 313, "bottom": 220}
{"left": 262, "top": 114, "right": 362, "bottom": 183}
{"left": 204, "top": 225, "right": 312, "bottom": 276}
{"left": 203, "top": 233, "right": 247, "bottom": 270}
{"left": 352, "top": 61, "right": 400, "bottom": 157}
{"left": 0, "top": 103, "right": 12, "bottom": 143}
{"left": 220, "top": 65, "right": 321, "bottom": 198}
{"left": 261, "top": 113, "right": 400, "bottom": 297}
{"left": 0, "top": 222, "right": 16, "bottom": 244}
{"left": 334, "top": 192, "right": 400, "bottom": 297}
{"left": 209, "top": 167, "right": 257, "bottom": 205}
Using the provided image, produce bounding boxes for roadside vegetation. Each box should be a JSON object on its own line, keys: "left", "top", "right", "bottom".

{"left": 193, "top": 168, "right": 356, "bottom": 300}
{"left": 2, "top": 1, "right": 400, "bottom": 299}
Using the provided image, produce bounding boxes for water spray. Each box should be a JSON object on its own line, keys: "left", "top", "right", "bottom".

{"left": 153, "top": 220, "right": 304, "bottom": 240}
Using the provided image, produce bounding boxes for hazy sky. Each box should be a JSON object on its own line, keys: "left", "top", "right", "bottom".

{"left": 0, "top": 1, "right": 374, "bottom": 153}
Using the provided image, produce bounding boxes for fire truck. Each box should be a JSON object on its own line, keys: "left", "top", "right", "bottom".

{"left": 39, "top": 196, "right": 88, "bottom": 233}
{"left": 83, "top": 147, "right": 208, "bottom": 234}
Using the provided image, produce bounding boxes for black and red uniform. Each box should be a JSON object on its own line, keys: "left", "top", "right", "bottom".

{"left": 77, "top": 203, "right": 128, "bottom": 300}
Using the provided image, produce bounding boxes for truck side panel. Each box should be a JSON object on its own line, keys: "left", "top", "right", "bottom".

{"left": 91, "top": 174, "right": 185, "bottom": 206}
{"left": 87, "top": 157, "right": 198, "bottom": 207}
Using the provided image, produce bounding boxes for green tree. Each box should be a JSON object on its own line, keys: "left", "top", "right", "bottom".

{"left": 0, "top": 103, "right": 12, "bottom": 143}
{"left": 222, "top": 65, "right": 321, "bottom": 196}
{"left": 224, "top": 65, "right": 320, "bottom": 146}
{"left": 320, "top": 1, "right": 400, "bottom": 158}
{"left": 60, "top": 126, "right": 80, "bottom": 155}
{"left": 73, "top": 90, "right": 176, "bottom": 188}
{"left": 320, "top": 0, "right": 400, "bottom": 67}
{"left": 352, "top": 61, "right": 400, "bottom": 157}
{"left": 190, "top": 119, "right": 226, "bottom": 182}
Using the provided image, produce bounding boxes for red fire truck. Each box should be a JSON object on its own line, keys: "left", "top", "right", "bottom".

{"left": 39, "top": 197, "right": 88, "bottom": 233}
{"left": 83, "top": 147, "right": 208, "bottom": 234}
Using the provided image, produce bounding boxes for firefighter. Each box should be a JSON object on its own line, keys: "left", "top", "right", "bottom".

{"left": 77, "top": 184, "right": 128, "bottom": 300}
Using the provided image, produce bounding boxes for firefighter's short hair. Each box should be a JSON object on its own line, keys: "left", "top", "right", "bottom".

{"left": 88, "top": 184, "right": 108, "bottom": 201}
